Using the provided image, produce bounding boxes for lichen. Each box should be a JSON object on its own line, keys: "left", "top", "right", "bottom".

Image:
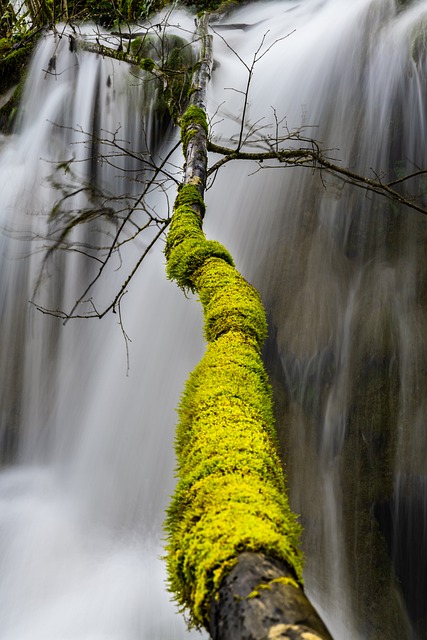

{"left": 164, "top": 148, "right": 303, "bottom": 628}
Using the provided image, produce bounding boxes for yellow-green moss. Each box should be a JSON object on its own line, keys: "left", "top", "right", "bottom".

{"left": 164, "top": 109, "right": 303, "bottom": 629}
{"left": 166, "top": 238, "right": 234, "bottom": 292}
{"left": 164, "top": 325, "right": 303, "bottom": 627}
{"left": 165, "top": 185, "right": 233, "bottom": 291}
{"left": 195, "top": 257, "right": 267, "bottom": 345}
{"left": 180, "top": 105, "right": 208, "bottom": 154}
{"left": 139, "top": 57, "right": 155, "bottom": 71}
{"left": 174, "top": 183, "right": 206, "bottom": 212}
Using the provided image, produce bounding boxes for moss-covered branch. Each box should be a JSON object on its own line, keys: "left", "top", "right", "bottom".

{"left": 178, "top": 13, "right": 212, "bottom": 210}
{"left": 164, "top": 233, "right": 305, "bottom": 627}
{"left": 164, "top": 13, "right": 332, "bottom": 639}
{"left": 71, "top": 35, "right": 162, "bottom": 76}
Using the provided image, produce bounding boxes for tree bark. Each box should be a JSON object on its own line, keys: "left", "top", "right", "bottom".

{"left": 182, "top": 12, "right": 212, "bottom": 200}
{"left": 209, "top": 553, "right": 333, "bottom": 640}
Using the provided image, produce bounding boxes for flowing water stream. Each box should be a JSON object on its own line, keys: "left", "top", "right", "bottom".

{"left": 0, "top": 0, "right": 426, "bottom": 638}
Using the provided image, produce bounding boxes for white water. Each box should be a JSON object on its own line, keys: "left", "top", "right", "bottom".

{"left": 0, "top": 1, "right": 426, "bottom": 638}
{"left": 206, "top": 1, "right": 427, "bottom": 638}
{"left": 0, "top": 20, "right": 205, "bottom": 640}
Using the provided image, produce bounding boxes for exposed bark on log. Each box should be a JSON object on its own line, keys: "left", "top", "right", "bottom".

{"left": 209, "top": 553, "right": 333, "bottom": 640}
{"left": 188, "top": 13, "right": 212, "bottom": 118}
{"left": 181, "top": 12, "right": 213, "bottom": 216}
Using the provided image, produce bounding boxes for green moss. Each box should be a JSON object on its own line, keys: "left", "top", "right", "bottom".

{"left": 139, "top": 57, "right": 155, "bottom": 71}
{"left": 0, "top": 41, "right": 34, "bottom": 92}
{"left": 165, "top": 184, "right": 234, "bottom": 291}
{"left": 0, "top": 42, "right": 30, "bottom": 132}
{"left": 179, "top": 0, "right": 240, "bottom": 11}
{"left": 180, "top": 105, "right": 208, "bottom": 154}
{"left": 195, "top": 258, "right": 267, "bottom": 345}
{"left": 0, "top": 39, "right": 10, "bottom": 54}
{"left": 166, "top": 239, "right": 234, "bottom": 291}
{"left": 165, "top": 328, "right": 303, "bottom": 627}
{"left": 165, "top": 203, "right": 204, "bottom": 256}
{"left": 174, "top": 183, "right": 205, "bottom": 213}
{"left": 164, "top": 167, "right": 303, "bottom": 629}
{"left": 214, "top": 0, "right": 240, "bottom": 12}
{"left": 132, "top": 33, "right": 195, "bottom": 122}
{"left": 82, "top": 0, "right": 161, "bottom": 26}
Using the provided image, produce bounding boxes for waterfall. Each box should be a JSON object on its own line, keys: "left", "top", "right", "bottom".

{"left": 205, "top": 0, "right": 427, "bottom": 637}
{"left": 0, "top": 17, "right": 206, "bottom": 640}
{"left": 0, "top": 0, "right": 426, "bottom": 638}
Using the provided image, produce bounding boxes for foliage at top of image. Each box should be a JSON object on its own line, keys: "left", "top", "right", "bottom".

{"left": 81, "top": 0, "right": 166, "bottom": 27}
{"left": 178, "top": 0, "right": 241, "bottom": 12}
{"left": 0, "top": 2, "right": 40, "bottom": 93}
{"left": 0, "top": 37, "right": 33, "bottom": 89}
{"left": 0, "top": 0, "right": 248, "bottom": 100}
{"left": 0, "top": 0, "right": 167, "bottom": 82}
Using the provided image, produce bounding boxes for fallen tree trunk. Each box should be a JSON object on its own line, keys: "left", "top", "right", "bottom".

{"left": 164, "top": 13, "right": 333, "bottom": 640}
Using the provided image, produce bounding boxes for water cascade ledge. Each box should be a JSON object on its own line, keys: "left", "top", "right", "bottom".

{"left": 163, "top": 16, "right": 333, "bottom": 639}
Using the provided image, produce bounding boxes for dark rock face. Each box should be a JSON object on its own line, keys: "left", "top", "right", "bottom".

{"left": 209, "top": 553, "right": 333, "bottom": 640}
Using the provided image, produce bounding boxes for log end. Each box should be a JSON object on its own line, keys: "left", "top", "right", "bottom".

{"left": 209, "top": 552, "right": 333, "bottom": 640}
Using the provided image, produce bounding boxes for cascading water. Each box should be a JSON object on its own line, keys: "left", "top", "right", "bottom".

{"left": 0, "top": 18, "right": 206, "bottom": 640}
{"left": 0, "top": 0, "right": 426, "bottom": 639}
{"left": 205, "top": 0, "right": 427, "bottom": 637}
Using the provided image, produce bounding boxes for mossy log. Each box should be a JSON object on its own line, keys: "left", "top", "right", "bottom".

{"left": 164, "top": 13, "right": 333, "bottom": 640}
{"left": 70, "top": 35, "right": 163, "bottom": 78}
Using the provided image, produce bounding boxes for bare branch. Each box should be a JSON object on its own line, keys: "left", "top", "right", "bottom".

{"left": 206, "top": 139, "right": 427, "bottom": 217}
